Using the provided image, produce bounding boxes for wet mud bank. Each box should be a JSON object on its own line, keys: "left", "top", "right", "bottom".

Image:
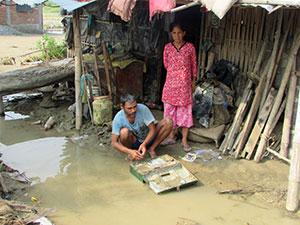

{"left": 0, "top": 92, "right": 300, "bottom": 224}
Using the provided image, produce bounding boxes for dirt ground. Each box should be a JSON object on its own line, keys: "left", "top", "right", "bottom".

{"left": 0, "top": 35, "right": 299, "bottom": 218}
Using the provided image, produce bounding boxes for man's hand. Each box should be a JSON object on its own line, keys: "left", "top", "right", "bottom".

{"left": 128, "top": 149, "right": 143, "bottom": 161}
{"left": 138, "top": 144, "right": 147, "bottom": 157}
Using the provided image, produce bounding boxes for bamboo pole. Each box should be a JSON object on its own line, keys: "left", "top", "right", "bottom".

{"left": 266, "top": 147, "right": 290, "bottom": 164}
{"left": 260, "top": 10, "right": 283, "bottom": 110}
{"left": 268, "top": 11, "right": 295, "bottom": 91}
{"left": 101, "top": 42, "right": 112, "bottom": 99}
{"left": 286, "top": 86, "right": 300, "bottom": 212}
{"left": 254, "top": 31, "right": 300, "bottom": 162}
{"left": 233, "top": 8, "right": 241, "bottom": 65}
{"left": 281, "top": 70, "right": 297, "bottom": 157}
{"left": 0, "top": 95, "right": 4, "bottom": 116}
{"left": 201, "top": 14, "right": 209, "bottom": 77}
{"left": 239, "top": 9, "right": 247, "bottom": 73}
{"left": 93, "top": 48, "right": 102, "bottom": 95}
{"left": 73, "top": 10, "right": 83, "bottom": 130}
{"left": 198, "top": 13, "right": 205, "bottom": 79}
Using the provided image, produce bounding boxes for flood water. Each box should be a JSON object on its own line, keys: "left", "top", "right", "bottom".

{"left": 0, "top": 117, "right": 299, "bottom": 225}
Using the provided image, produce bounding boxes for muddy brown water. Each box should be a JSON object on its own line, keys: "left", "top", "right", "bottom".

{"left": 0, "top": 116, "right": 299, "bottom": 225}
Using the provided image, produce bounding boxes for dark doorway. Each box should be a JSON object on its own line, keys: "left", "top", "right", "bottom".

{"left": 158, "top": 6, "right": 202, "bottom": 104}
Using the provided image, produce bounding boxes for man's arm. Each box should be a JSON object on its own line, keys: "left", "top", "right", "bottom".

{"left": 138, "top": 122, "right": 156, "bottom": 156}
{"left": 111, "top": 134, "right": 143, "bottom": 160}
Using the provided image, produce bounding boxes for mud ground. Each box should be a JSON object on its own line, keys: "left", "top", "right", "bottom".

{"left": 0, "top": 35, "right": 299, "bottom": 218}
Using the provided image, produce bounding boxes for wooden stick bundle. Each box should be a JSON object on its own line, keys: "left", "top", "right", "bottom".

{"left": 254, "top": 30, "right": 300, "bottom": 162}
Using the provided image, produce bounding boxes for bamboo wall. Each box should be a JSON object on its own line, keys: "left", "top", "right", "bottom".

{"left": 199, "top": 7, "right": 300, "bottom": 78}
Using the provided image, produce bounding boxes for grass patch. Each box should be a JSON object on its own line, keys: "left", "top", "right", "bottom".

{"left": 43, "top": 1, "right": 63, "bottom": 29}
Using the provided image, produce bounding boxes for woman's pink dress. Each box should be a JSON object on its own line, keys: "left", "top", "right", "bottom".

{"left": 162, "top": 42, "right": 197, "bottom": 127}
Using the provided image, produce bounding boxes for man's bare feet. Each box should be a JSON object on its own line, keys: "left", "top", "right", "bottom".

{"left": 148, "top": 150, "right": 157, "bottom": 159}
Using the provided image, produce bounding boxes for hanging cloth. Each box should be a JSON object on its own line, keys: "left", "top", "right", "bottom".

{"left": 149, "top": 0, "right": 176, "bottom": 20}
{"left": 107, "top": 0, "right": 137, "bottom": 22}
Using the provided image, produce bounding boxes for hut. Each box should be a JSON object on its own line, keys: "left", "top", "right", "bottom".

{"left": 1, "top": 0, "right": 300, "bottom": 212}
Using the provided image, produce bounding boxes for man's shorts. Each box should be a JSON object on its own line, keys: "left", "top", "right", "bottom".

{"left": 132, "top": 137, "right": 155, "bottom": 150}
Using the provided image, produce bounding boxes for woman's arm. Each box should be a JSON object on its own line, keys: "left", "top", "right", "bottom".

{"left": 191, "top": 44, "right": 197, "bottom": 78}
{"left": 163, "top": 45, "right": 168, "bottom": 69}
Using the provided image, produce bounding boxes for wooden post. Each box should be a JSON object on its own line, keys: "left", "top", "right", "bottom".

{"left": 0, "top": 95, "right": 4, "bottom": 116}
{"left": 286, "top": 86, "right": 300, "bottom": 211}
{"left": 254, "top": 31, "right": 300, "bottom": 162}
{"left": 281, "top": 69, "right": 297, "bottom": 157}
{"left": 73, "top": 10, "right": 83, "bottom": 130}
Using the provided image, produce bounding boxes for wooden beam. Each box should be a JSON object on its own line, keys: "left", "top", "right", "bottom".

{"left": 73, "top": 10, "right": 83, "bottom": 130}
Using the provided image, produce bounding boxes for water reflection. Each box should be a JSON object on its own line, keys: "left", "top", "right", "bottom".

{"left": 4, "top": 111, "right": 30, "bottom": 120}
{"left": 1, "top": 137, "right": 66, "bottom": 183}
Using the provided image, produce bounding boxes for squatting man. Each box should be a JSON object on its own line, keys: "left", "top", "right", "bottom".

{"left": 111, "top": 94, "right": 173, "bottom": 160}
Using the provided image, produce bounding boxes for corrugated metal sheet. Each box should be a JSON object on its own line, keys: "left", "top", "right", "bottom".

{"left": 51, "top": 0, "right": 97, "bottom": 11}
{"left": 191, "top": 0, "right": 300, "bottom": 19}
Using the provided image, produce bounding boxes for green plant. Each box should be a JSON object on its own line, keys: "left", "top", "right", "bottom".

{"left": 37, "top": 35, "right": 66, "bottom": 61}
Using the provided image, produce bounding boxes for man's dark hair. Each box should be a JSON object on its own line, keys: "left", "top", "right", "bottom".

{"left": 120, "top": 93, "right": 136, "bottom": 105}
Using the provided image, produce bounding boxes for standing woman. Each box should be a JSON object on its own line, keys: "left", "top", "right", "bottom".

{"left": 161, "top": 22, "right": 197, "bottom": 152}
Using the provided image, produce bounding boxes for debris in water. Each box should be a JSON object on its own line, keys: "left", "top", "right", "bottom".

{"left": 44, "top": 116, "right": 55, "bottom": 131}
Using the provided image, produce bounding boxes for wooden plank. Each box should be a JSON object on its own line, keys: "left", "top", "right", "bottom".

{"left": 254, "top": 30, "right": 300, "bottom": 162}
{"left": 234, "top": 42, "right": 268, "bottom": 158}
{"left": 221, "top": 80, "right": 253, "bottom": 153}
{"left": 227, "top": 89, "right": 253, "bottom": 151}
{"left": 269, "top": 96, "right": 287, "bottom": 133}
{"left": 259, "top": 10, "right": 283, "bottom": 111}
{"left": 281, "top": 68, "right": 297, "bottom": 157}
{"left": 241, "top": 88, "right": 277, "bottom": 159}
